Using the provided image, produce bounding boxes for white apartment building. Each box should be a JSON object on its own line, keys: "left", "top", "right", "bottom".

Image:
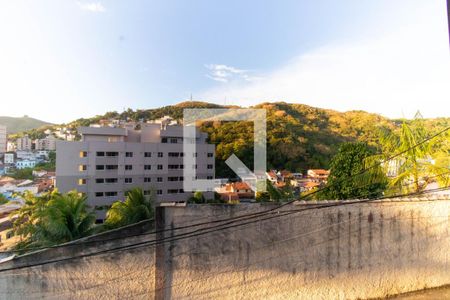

{"left": 16, "top": 135, "right": 33, "bottom": 151}
{"left": 56, "top": 120, "right": 215, "bottom": 219}
{"left": 15, "top": 159, "right": 37, "bottom": 169}
{"left": 35, "top": 135, "right": 56, "bottom": 151}
{"left": 0, "top": 125, "right": 6, "bottom": 154}
{"left": 3, "top": 153, "right": 15, "bottom": 165}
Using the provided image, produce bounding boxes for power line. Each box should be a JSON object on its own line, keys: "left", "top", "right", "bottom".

{"left": 0, "top": 185, "right": 448, "bottom": 275}
{"left": 1, "top": 126, "right": 448, "bottom": 261}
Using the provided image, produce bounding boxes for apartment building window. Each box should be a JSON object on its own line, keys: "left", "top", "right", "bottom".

{"left": 96, "top": 178, "right": 105, "bottom": 184}
{"left": 179, "top": 176, "right": 184, "bottom": 181}
{"left": 125, "top": 152, "right": 133, "bottom": 157}
{"left": 144, "top": 165, "right": 151, "bottom": 170}
{"left": 144, "top": 152, "right": 152, "bottom": 157}
{"left": 170, "top": 138, "right": 178, "bottom": 143}
{"left": 79, "top": 165, "right": 87, "bottom": 171}
{"left": 125, "top": 165, "right": 133, "bottom": 170}
{"left": 168, "top": 177, "right": 179, "bottom": 181}
{"left": 144, "top": 177, "right": 151, "bottom": 183}
{"left": 96, "top": 165, "right": 105, "bottom": 171}
{"left": 156, "top": 190, "right": 163, "bottom": 195}
{"left": 207, "top": 153, "right": 214, "bottom": 157}
{"left": 168, "top": 152, "right": 180, "bottom": 157}
{"left": 168, "top": 165, "right": 179, "bottom": 170}
{"left": 79, "top": 151, "right": 88, "bottom": 158}
{"left": 207, "top": 164, "right": 213, "bottom": 169}
{"left": 180, "top": 164, "right": 184, "bottom": 169}
{"left": 96, "top": 152, "right": 105, "bottom": 157}
{"left": 105, "top": 178, "right": 118, "bottom": 184}
{"left": 95, "top": 192, "right": 104, "bottom": 197}
{"left": 144, "top": 190, "right": 152, "bottom": 196}
{"left": 78, "top": 178, "right": 87, "bottom": 185}
{"left": 157, "top": 177, "right": 163, "bottom": 182}
{"left": 180, "top": 152, "right": 184, "bottom": 157}
{"left": 124, "top": 178, "right": 133, "bottom": 184}
{"left": 167, "top": 189, "right": 179, "bottom": 194}
{"left": 207, "top": 176, "right": 213, "bottom": 179}
{"left": 157, "top": 165, "right": 163, "bottom": 170}
{"left": 179, "top": 189, "right": 184, "bottom": 193}
{"left": 161, "top": 138, "right": 167, "bottom": 143}
{"left": 106, "top": 165, "right": 118, "bottom": 170}
{"left": 106, "top": 152, "right": 119, "bottom": 157}
{"left": 105, "top": 191, "right": 118, "bottom": 197}
{"left": 157, "top": 152, "right": 163, "bottom": 158}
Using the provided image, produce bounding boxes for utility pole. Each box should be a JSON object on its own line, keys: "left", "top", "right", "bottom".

{"left": 447, "top": 0, "right": 450, "bottom": 48}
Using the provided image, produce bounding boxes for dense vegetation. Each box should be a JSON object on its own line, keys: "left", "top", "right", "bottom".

{"left": 13, "top": 101, "right": 450, "bottom": 177}
{"left": 12, "top": 190, "right": 96, "bottom": 250}
{"left": 104, "top": 188, "right": 154, "bottom": 229}
{"left": 317, "top": 142, "right": 388, "bottom": 200}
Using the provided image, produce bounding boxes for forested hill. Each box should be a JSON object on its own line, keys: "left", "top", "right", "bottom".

{"left": 18, "top": 101, "right": 450, "bottom": 176}
{"left": 0, "top": 116, "right": 52, "bottom": 134}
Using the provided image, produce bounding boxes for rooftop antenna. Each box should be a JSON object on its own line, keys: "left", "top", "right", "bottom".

{"left": 190, "top": 93, "right": 193, "bottom": 102}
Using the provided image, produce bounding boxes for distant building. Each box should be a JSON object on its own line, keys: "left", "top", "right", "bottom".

{"left": 0, "top": 179, "right": 39, "bottom": 197}
{"left": 16, "top": 135, "right": 33, "bottom": 151}
{"left": 6, "top": 142, "right": 16, "bottom": 152}
{"left": 35, "top": 136, "right": 56, "bottom": 151}
{"left": 216, "top": 181, "right": 254, "bottom": 202}
{"left": 56, "top": 119, "right": 215, "bottom": 219}
{"left": 15, "top": 159, "right": 37, "bottom": 169}
{"left": 3, "top": 153, "right": 15, "bottom": 165}
{"left": 307, "top": 169, "right": 330, "bottom": 183}
{"left": 0, "top": 125, "right": 6, "bottom": 154}
{"left": 266, "top": 170, "right": 278, "bottom": 184}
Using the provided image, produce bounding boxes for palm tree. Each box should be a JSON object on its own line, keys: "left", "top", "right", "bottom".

{"left": 34, "top": 191, "right": 96, "bottom": 246}
{"left": 380, "top": 118, "right": 450, "bottom": 194}
{"left": 104, "top": 188, "right": 154, "bottom": 229}
{"left": 11, "top": 190, "right": 52, "bottom": 248}
{"left": 12, "top": 190, "right": 96, "bottom": 249}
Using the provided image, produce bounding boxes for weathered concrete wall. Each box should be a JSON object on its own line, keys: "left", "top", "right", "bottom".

{"left": 156, "top": 199, "right": 450, "bottom": 300}
{"left": 0, "top": 199, "right": 449, "bottom": 300}
{"left": 0, "top": 220, "right": 155, "bottom": 300}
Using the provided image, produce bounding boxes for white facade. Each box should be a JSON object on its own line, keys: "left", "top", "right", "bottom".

{"left": 6, "top": 142, "right": 16, "bottom": 152}
{"left": 0, "top": 125, "right": 6, "bottom": 154}
{"left": 15, "top": 159, "right": 37, "bottom": 169}
{"left": 3, "top": 153, "right": 15, "bottom": 164}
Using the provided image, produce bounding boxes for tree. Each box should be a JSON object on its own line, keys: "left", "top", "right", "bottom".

{"left": 188, "top": 191, "right": 206, "bottom": 204}
{"left": 319, "top": 142, "right": 387, "bottom": 200}
{"left": 12, "top": 190, "right": 96, "bottom": 249}
{"left": 0, "top": 194, "right": 8, "bottom": 205}
{"left": 10, "top": 168, "right": 34, "bottom": 180}
{"left": 380, "top": 118, "right": 450, "bottom": 194}
{"left": 104, "top": 188, "right": 154, "bottom": 229}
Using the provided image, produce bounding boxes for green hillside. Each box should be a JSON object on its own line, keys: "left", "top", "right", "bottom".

{"left": 14, "top": 101, "right": 450, "bottom": 177}
{"left": 0, "top": 116, "right": 52, "bottom": 134}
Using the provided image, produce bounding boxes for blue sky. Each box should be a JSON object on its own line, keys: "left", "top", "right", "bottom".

{"left": 0, "top": 0, "right": 449, "bottom": 123}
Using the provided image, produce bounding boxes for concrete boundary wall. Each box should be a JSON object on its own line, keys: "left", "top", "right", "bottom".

{"left": 155, "top": 199, "right": 450, "bottom": 300}
{"left": 0, "top": 199, "right": 449, "bottom": 299}
{"left": 0, "top": 220, "right": 156, "bottom": 300}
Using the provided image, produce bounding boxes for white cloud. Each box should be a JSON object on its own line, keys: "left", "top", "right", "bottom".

{"left": 77, "top": 2, "right": 105, "bottom": 13}
{"left": 205, "top": 64, "right": 261, "bottom": 83}
{"left": 199, "top": 2, "right": 450, "bottom": 119}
